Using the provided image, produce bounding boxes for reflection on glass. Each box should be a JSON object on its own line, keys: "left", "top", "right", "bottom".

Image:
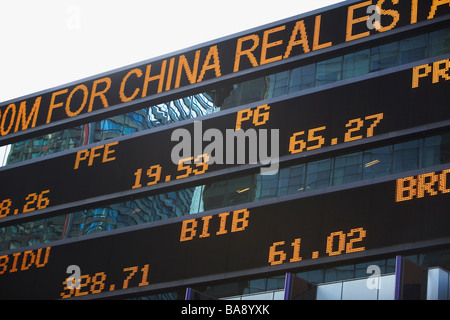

{"left": 306, "top": 159, "right": 332, "bottom": 190}
{"left": 226, "top": 175, "right": 254, "bottom": 206}
{"left": 423, "top": 133, "right": 450, "bottom": 168}
{"left": 254, "top": 172, "right": 279, "bottom": 201}
{"left": 123, "top": 109, "right": 152, "bottom": 135}
{"left": 296, "top": 268, "right": 325, "bottom": 285}
{"left": 429, "top": 28, "right": 450, "bottom": 57}
{"left": 148, "top": 103, "right": 169, "bottom": 127}
{"left": 222, "top": 77, "right": 269, "bottom": 109}
{"left": 289, "top": 64, "right": 316, "bottom": 92}
{"left": 399, "top": 34, "right": 428, "bottom": 64}
{"left": 168, "top": 98, "right": 191, "bottom": 123}
{"left": 0, "top": 144, "right": 10, "bottom": 166}
{"left": 3, "top": 26, "right": 450, "bottom": 167}
{"left": 316, "top": 56, "right": 342, "bottom": 86}
{"left": 191, "top": 93, "right": 217, "bottom": 117}
{"left": 393, "top": 140, "right": 420, "bottom": 173}
{"left": 267, "top": 70, "right": 290, "bottom": 98}
{"left": 277, "top": 164, "right": 306, "bottom": 196}
{"left": 202, "top": 181, "right": 227, "bottom": 211}
{"left": 188, "top": 185, "right": 205, "bottom": 214}
{"left": 324, "top": 264, "right": 355, "bottom": 282}
{"left": 94, "top": 116, "right": 124, "bottom": 141}
{"left": 370, "top": 42, "right": 399, "bottom": 71}
{"left": 3, "top": 130, "right": 450, "bottom": 251}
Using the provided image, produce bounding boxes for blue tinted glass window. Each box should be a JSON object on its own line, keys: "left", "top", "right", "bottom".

{"left": 155, "top": 191, "right": 180, "bottom": 219}
{"left": 148, "top": 103, "right": 169, "bottom": 127}
{"left": 187, "top": 185, "right": 205, "bottom": 214}
{"left": 267, "top": 70, "right": 290, "bottom": 98}
{"left": 305, "top": 159, "right": 332, "bottom": 190}
{"left": 324, "top": 264, "right": 355, "bottom": 282}
{"left": 278, "top": 164, "right": 306, "bottom": 196}
{"left": 370, "top": 42, "right": 399, "bottom": 71}
{"left": 226, "top": 174, "right": 254, "bottom": 206}
{"left": 202, "top": 181, "right": 226, "bottom": 211}
{"left": 343, "top": 49, "right": 370, "bottom": 79}
{"left": 333, "top": 152, "right": 363, "bottom": 186}
{"left": 191, "top": 93, "right": 217, "bottom": 117}
{"left": 289, "top": 64, "right": 316, "bottom": 92}
{"left": 393, "top": 140, "right": 421, "bottom": 173}
{"left": 254, "top": 172, "right": 279, "bottom": 201}
{"left": 123, "top": 110, "right": 150, "bottom": 135}
{"left": 94, "top": 117, "right": 124, "bottom": 141}
{"left": 316, "top": 57, "right": 342, "bottom": 86}
{"left": 168, "top": 98, "right": 191, "bottom": 123}
{"left": 423, "top": 135, "right": 443, "bottom": 168}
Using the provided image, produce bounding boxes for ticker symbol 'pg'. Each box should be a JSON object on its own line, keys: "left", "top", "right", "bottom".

{"left": 66, "top": 265, "right": 81, "bottom": 289}
{"left": 366, "top": 5, "right": 381, "bottom": 31}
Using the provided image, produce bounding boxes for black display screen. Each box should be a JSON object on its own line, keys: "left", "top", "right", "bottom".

{"left": 0, "top": 59, "right": 449, "bottom": 224}
{"left": 0, "top": 0, "right": 448, "bottom": 141}
{"left": 0, "top": 168, "right": 449, "bottom": 299}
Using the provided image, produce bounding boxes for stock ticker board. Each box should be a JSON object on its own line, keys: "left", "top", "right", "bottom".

{"left": 0, "top": 0, "right": 449, "bottom": 143}
{"left": 1, "top": 0, "right": 450, "bottom": 300}
{"left": 0, "top": 58, "right": 449, "bottom": 224}
{"left": 1, "top": 167, "right": 450, "bottom": 299}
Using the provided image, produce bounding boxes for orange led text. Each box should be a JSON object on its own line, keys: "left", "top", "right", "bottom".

{"left": 180, "top": 209, "right": 250, "bottom": 242}
{"left": 395, "top": 169, "right": 450, "bottom": 202}
{"left": 74, "top": 141, "right": 119, "bottom": 170}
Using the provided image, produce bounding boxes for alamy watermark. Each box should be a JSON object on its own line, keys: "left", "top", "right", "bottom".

{"left": 366, "top": 265, "right": 382, "bottom": 290}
